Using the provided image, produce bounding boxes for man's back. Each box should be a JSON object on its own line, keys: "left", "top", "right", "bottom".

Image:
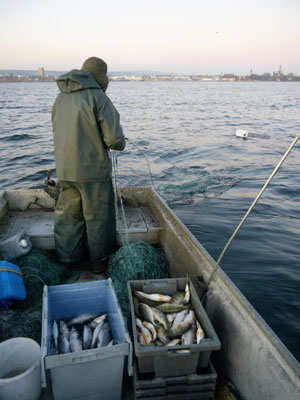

{"left": 52, "top": 69, "right": 125, "bottom": 182}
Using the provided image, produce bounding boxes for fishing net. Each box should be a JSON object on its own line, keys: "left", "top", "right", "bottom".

{"left": 0, "top": 249, "right": 76, "bottom": 344}
{"left": 107, "top": 241, "right": 169, "bottom": 316}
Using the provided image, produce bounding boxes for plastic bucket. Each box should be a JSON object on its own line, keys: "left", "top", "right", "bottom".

{"left": 0, "top": 338, "right": 42, "bottom": 400}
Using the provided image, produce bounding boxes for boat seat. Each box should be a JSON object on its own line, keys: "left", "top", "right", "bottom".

{"left": 1, "top": 206, "right": 161, "bottom": 250}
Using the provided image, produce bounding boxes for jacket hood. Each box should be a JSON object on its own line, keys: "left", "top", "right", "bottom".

{"left": 56, "top": 69, "right": 101, "bottom": 93}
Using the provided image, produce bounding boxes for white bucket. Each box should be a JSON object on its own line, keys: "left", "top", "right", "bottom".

{"left": 0, "top": 338, "right": 42, "bottom": 400}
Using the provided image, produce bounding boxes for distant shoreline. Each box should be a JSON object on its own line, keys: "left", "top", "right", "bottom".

{"left": 1, "top": 79, "right": 299, "bottom": 83}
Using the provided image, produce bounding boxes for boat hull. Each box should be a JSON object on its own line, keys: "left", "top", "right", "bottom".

{"left": 1, "top": 186, "right": 299, "bottom": 399}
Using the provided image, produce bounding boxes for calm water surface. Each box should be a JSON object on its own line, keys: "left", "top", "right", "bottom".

{"left": 0, "top": 81, "right": 299, "bottom": 361}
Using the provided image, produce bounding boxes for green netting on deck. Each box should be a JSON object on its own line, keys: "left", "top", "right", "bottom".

{"left": 107, "top": 241, "right": 169, "bottom": 316}
{"left": 0, "top": 249, "right": 75, "bottom": 344}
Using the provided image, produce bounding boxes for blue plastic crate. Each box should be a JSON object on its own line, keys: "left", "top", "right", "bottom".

{"left": 41, "top": 278, "right": 132, "bottom": 400}
{"left": 0, "top": 261, "right": 26, "bottom": 306}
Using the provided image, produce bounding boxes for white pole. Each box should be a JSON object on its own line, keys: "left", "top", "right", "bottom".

{"left": 203, "top": 136, "right": 299, "bottom": 293}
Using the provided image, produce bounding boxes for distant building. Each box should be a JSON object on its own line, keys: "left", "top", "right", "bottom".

{"left": 38, "top": 67, "right": 44, "bottom": 79}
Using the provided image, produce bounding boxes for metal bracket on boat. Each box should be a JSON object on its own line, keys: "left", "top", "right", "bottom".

{"left": 44, "top": 170, "right": 56, "bottom": 187}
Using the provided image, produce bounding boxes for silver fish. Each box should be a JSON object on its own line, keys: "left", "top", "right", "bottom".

{"left": 83, "top": 324, "right": 92, "bottom": 350}
{"left": 151, "top": 307, "right": 168, "bottom": 330}
{"left": 91, "top": 319, "right": 106, "bottom": 348}
{"left": 139, "top": 333, "right": 148, "bottom": 345}
{"left": 167, "top": 338, "right": 181, "bottom": 346}
{"left": 68, "top": 313, "right": 98, "bottom": 326}
{"left": 139, "top": 303, "right": 156, "bottom": 325}
{"left": 59, "top": 333, "right": 70, "bottom": 354}
{"left": 134, "top": 290, "right": 171, "bottom": 303}
{"left": 168, "top": 319, "right": 194, "bottom": 339}
{"left": 156, "top": 303, "right": 189, "bottom": 313}
{"left": 135, "top": 317, "right": 144, "bottom": 331}
{"left": 59, "top": 320, "right": 70, "bottom": 341}
{"left": 183, "top": 278, "right": 190, "bottom": 305}
{"left": 170, "top": 291, "right": 185, "bottom": 305}
{"left": 136, "top": 318, "right": 153, "bottom": 343}
{"left": 107, "top": 340, "right": 114, "bottom": 347}
{"left": 143, "top": 321, "right": 157, "bottom": 342}
{"left": 70, "top": 327, "right": 83, "bottom": 353}
{"left": 53, "top": 320, "right": 59, "bottom": 354}
{"left": 172, "top": 309, "right": 189, "bottom": 327}
{"left": 196, "top": 319, "right": 205, "bottom": 343}
{"left": 184, "top": 309, "right": 195, "bottom": 322}
{"left": 97, "top": 322, "right": 112, "bottom": 347}
{"left": 166, "top": 313, "right": 176, "bottom": 327}
{"left": 89, "top": 314, "right": 107, "bottom": 329}
{"left": 156, "top": 324, "right": 169, "bottom": 344}
{"left": 181, "top": 322, "right": 196, "bottom": 346}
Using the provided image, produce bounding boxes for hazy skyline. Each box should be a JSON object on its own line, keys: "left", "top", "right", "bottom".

{"left": 1, "top": 0, "right": 300, "bottom": 75}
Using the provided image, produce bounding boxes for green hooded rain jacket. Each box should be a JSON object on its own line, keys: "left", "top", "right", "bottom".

{"left": 52, "top": 69, "right": 125, "bottom": 181}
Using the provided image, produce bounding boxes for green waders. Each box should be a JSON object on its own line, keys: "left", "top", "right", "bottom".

{"left": 54, "top": 180, "right": 116, "bottom": 263}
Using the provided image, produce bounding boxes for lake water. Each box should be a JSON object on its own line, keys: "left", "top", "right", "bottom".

{"left": 0, "top": 81, "right": 299, "bottom": 362}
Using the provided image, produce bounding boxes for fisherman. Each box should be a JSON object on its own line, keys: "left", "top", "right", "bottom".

{"left": 52, "top": 56, "right": 126, "bottom": 272}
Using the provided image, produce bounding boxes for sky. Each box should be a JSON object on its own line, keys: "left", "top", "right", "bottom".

{"left": 1, "top": 0, "right": 300, "bottom": 75}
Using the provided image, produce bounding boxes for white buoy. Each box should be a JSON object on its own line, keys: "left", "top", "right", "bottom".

{"left": 236, "top": 129, "right": 248, "bottom": 139}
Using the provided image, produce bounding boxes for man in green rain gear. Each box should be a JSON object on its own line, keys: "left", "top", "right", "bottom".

{"left": 52, "top": 57, "right": 126, "bottom": 271}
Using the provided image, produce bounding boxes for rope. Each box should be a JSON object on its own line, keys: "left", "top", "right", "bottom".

{"left": 112, "top": 150, "right": 135, "bottom": 268}
{"left": 112, "top": 151, "right": 124, "bottom": 246}
{"left": 125, "top": 137, "right": 157, "bottom": 189}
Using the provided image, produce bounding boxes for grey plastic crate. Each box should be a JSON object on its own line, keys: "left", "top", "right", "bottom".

{"left": 41, "top": 279, "right": 132, "bottom": 400}
{"left": 134, "top": 361, "right": 217, "bottom": 400}
{"left": 128, "top": 278, "right": 220, "bottom": 377}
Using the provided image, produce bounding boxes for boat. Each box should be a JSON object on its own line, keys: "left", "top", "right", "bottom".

{"left": 0, "top": 186, "right": 299, "bottom": 399}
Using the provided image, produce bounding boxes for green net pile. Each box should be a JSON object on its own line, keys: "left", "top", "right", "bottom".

{"left": 0, "top": 249, "right": 74, "bottom": 344}
{"left": 107, "top": 241, "right": 169, "bottom": 316}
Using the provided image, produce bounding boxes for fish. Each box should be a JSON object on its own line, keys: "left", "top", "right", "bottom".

{"left": 139, "top": 333, "right": 148, "bottom": 345}
{"left": 134, "top": 290, "right": 172, "bottom": 303}
{"left": 196, "top": 319, "right": 205, "bottom": 343}
{"left": 183, "top": 278, "right": 190, "bottom": 305}
{"left": 91, "top": 319, "right": 106, "bottom": 348}
{"left": 156, "top": 324, "right": 169, "bottom": 344}
{"left": 89, "top": 314, "right": 107, "bottom": 329}
{"left": 154, "top": 339, "right": 165, "bottom": 346}
{"left": 53, "top": 320, "right": 59, "bottom": 354}
{"left": 166, "top": 338, "right": 181, "bottom": 346}
{"left": 83, "top": 324, "right": 92, "bottom": 350}
{"left": 156, "top": 303, "right": 190, "bottom": 313}
{"left": 68, "top": 313, "right": 98, "bottom": 326}
{"left": 59, "top": 333, "right": 70, "bottom": 354}
{"left": 70, "top": 327, "right": 83, "bottom": 353}
{"left": 168, "top": 319, "right": 194, "bottom": 339}
{"left": 107, "top": 340, "right": 114, "bottom": 347}
{"left": 59, "top": 320, "right": 70, "bottom": 341}
{"left": 143, "top": 321, "right": 157, "bottom": 341}
{"left": 166, "top": 313, "right": 177, "bottom": 327}
{"left": 97, "top": 321, "right": 112, "bottom": 347}
{"left": 172, "top": 309, "right": 189, "bottom": 327}
{"left": 151, "top": 307, "right": 168, "bottom": 330}
{"left": 170, "top": 291, "right": 185, "bottom": 305}
{"left": 181, "top": 322, "right": 196, "bottom": 346}
{"left": 184, "top": 309, "right": 195, "bottom": 324}
{"left": 139, "top": 303, "right": 156, "bottom": 325}
{"left": 136, "top": 318, "right": 153, "bottom": 343}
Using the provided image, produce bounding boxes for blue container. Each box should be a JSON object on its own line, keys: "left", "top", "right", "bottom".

{"left": 0, "top": 261, "right": 26, "bottom": 306}
{"left": 41, "top": 279, "right": 132, "bottom": 400}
